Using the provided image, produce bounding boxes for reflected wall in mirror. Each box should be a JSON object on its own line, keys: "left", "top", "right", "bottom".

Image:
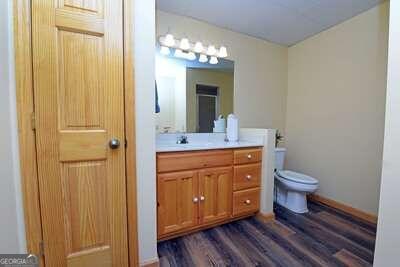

{"left": 155, "top": 50, "right": 234, "bottom": 133}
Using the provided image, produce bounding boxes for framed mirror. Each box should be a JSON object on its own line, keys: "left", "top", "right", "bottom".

{"left": 156, "top": 49, "right": 234, "bottom": 133}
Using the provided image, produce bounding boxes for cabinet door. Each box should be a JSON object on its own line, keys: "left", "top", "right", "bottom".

{"left": 199, "top": 167, "right": 232, "bottom": 224}
{"left": 157, "top": 171, "right": 199, "bottom": 236}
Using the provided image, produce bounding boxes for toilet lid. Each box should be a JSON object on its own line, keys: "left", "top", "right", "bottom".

{"left": 277, "top": 170, "right": 318, "bottom": 185}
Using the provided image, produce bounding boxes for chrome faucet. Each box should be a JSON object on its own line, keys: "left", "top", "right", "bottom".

{"left": 176, "top": 135, "right": 189, "bottom": 144}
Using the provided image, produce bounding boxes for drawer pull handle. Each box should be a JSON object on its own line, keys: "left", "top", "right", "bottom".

{"left": 200, "top": 196, "right": 205, "bottom": 201}
{"left": 246, "top": 174, "right": 252, "bottom": 180}
{"left": 193, "top": 197, "right": 199, "bottom": 203}
{"left": 244, "top": 199, "right": 251, "bottom": 205}
{"left": 247, "top": 154, "right": 252, "bottom": 159}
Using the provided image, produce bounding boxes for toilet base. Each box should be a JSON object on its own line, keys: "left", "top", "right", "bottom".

{"left": 276, "top": 186, "right": 309, "bottom": 213}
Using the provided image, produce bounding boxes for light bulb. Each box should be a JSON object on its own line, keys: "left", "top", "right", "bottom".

{"left": 186, "top": 52, "right": 196, "bottom": 61}
{"left": 160, "top": 46, "right": 170, "bottom": 55}
{"left": 180, "top": 38, "right": 190, "bottom": 50}
{"left": 218, "top": 46, "right": 228, "bottom": 58}
{"left": 209, "top": 56, "right": 218, "bottom": 65}
{"left": 207, "top": 45, "right": 217, "bottom": 56}
{"left": 194, "top": 41, "right": 204, "bottom": 53}
{"left": 164, "top": 33, "right": 175, "bottom": 47}
{"left": 199, "top": 54, "right": 208, "bottom": 63}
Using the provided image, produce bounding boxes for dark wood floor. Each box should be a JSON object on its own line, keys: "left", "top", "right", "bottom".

{"left": 157, "top": 201, "right": 377, "bottom": 267}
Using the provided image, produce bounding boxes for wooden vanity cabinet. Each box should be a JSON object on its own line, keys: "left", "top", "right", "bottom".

{"left": 157, "top": 148, "right": 262, "bottom": 240}
{"left": 157, "top": 171, "right": 199, "bottom": 236}
{"left": 199, "top": 167, "right": 232, "bottom": 225}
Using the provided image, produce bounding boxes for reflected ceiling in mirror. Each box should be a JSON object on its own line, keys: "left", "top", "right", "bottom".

{"left": 156, "top": 48, "right": 234, "bottom": 134}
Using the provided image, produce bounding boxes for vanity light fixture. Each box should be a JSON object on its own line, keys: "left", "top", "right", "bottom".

{"left": 180, "top": 38, "right": 190, "bottom": 50}
{"left": 160, "top": 46, "right": 170, "bottom": 55}
{"left": 207, "top": 45, "right": 217, "bottom": 56}
{"left": 159, "top": 33, "right": 227, "bottom": 64}
{"left": 199, "top": 54, "right": 208, "bottom": 63}
{"left": 163, "top": 33, "right": 175, "bottom": 47}
{"left": 209, "top": 56, "right": 218, "bottom": 65}
{"left": 218, "top": 46, "right": 228, "bottom": 58}
{"left": 186, "top": 52, "right": 197, "bottom": 61}
{"left": 194, "top": 41, "right": 204, "bottom": 53}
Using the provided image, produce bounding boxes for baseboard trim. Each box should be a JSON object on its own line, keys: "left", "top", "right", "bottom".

{"left": 308, "top": 194, "right": 377, "bottom": 224}
{"left": 256, "top": 212, "right": 275, "bottom": 223}
{"left": 140, "top": 257, "right": 159, "bottom": 267}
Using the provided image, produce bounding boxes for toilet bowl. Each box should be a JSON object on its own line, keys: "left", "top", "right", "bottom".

{"left": 274, "top": 148, "right": 319, "bottom": 213}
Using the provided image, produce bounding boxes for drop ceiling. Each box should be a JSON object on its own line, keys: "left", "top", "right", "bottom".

{"left": 156, "top": 0, "right": 386, "bottom": 46}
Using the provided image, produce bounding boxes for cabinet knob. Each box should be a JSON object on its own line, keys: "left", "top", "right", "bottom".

{"left": 247, "top": 154, "right": 252, "bottom": 159}
{"left": 193, "top": 197, "right": 199, "bottom": 203}
{"left": 246, "top": 174, "right": 252, "bottom": 180}
{"left": 200, "top": 196, "right": 205, "bottom": 201}
{"left": 244, "top": 199, "right": 251, "bottom": 205}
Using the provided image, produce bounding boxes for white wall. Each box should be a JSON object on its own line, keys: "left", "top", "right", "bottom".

{"left": 155, "top": 54, "right": 187, "bottom": 133}
{"left": 134, "top": 0, "right": 158, "bottom": 265}
{"left": 0, "top": 0, "right": 27, "bottom": 253}
{"left": 374, "top": 1, "right": 400, "bottom": 265}
{"left": 285, "top": 2, "right": 389, "bottom": 215}
{"left": 156, "top": 10, "right": 288, "bottom": 134}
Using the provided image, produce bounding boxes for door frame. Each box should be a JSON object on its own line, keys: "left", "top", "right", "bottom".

{"left": 13, "top": 0, "right": 138, "bottom": 266}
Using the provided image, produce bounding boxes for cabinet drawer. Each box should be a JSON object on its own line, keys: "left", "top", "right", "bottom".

{"left": 157, "top": 150, "right": 233, "bottom": 173}
{"left": 233, "top": 163, "right": 261, "bottom": 191}
{"left": 233, "top": 148, "right": 262, "bottom": 165}
{"left": 233, "top": 188, "right": 260, "bottom": 216}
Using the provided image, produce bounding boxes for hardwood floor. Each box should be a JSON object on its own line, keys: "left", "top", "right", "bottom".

{"left": 157, "top": 200, "right": 376, "bottom": 266}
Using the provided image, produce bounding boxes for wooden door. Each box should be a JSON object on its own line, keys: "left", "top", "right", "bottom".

{"left": 157, "top": 171, "right": 199, "bottom": 236}
{"left": 199, "top": 167, "right": 232, "bottom": 224}
{"left": 31, "top": 0, "right": 128, "bottom": 266}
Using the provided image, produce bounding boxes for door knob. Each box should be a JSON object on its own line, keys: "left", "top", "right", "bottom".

{"left": 200, "top": 196, "right": 205, "bottom": 201}
{"left": 247, "top": 154, "right": 252, "bottom": 159}
{"left": 246, "top": 175, "right": 252, "bottom": 180}
{"left": 193, "top": 197, "right": 199, "bottom": 203}
{"left": 109, "top": 138, "right": 120, "bottom": 149}
{"left": 244, "top": 199, "right": 251, "bottom": 205}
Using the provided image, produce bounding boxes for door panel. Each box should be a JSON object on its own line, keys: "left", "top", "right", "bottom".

{"left": 199, "top": 167, "right": 232, "bottom": 224}
{"left": 157, "top": 171, "right": 198, "bottom": 236}
{"left": 32, "top": 0, "right": 127, "bottom": 266}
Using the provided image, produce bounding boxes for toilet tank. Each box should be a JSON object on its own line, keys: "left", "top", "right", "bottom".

{"left": 275, "top": 147, "right": 287, "bottom": 170}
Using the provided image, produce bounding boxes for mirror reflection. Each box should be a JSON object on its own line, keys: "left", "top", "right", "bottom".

{"left": 156, "top": 50, "right": 234, "bottom": 133}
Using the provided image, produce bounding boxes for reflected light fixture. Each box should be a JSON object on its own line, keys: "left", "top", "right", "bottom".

{"left": 160, "top": 46, "right": 170, "bottom": 55}
{"left": 194, "top": 41, "right": 204, "bottom": 53}
{"left": 186, "top": 52, "right": 196, "bottom": 61}
{"left": 180, "top": 38, "right": 190, "bottom": 50}
{"left": 199, "top": 54, "right": 208, "bottom": 63}
{"left": 209, "top": 56, "right": 218, "bottom": 64}
{"left": 207, "top": 45, "right": 217, "bottom": 56}
{"left": 218, "top": 46, "right": 228, "bottom": 58}
{"left": 174, "top": 49, "right": 184, "bottom": 58}
{"left": 164, "top": 33, "right": 175, "bottom": 46}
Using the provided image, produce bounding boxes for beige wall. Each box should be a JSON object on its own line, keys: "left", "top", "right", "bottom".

{"left": 134, "top": 0, "right": 158, "bottom": 264}
{"left": 286, "top": 2, "right": 389, "bottom": 215}
{"left": 157, "top": 10, "right": 288, "bottom": 134}
{"left": 0, "top": 0, "right": 27, "bottom": 253}
{"left": 186, "top": 68, "right": 234, "bottom": 132}
{"left": 374, "top": 1, "right": 400, "bottom": 265}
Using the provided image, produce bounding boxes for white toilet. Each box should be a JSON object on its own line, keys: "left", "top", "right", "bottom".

{"left": 274, "top": 148, "right": 319, "bottom": 213}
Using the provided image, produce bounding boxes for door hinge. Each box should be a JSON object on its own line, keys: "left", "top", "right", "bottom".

{"left": 39, "top": 240, "right": 45, "bottom": 257}
{"left": 125, "top": 139, "right": 128, "bottom": 148}
{"left": 31, "top": 112, "right": 36, "bottom": 131}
